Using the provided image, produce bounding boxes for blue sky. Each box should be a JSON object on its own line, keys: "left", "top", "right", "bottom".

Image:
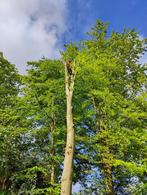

{"left": 66, "top": 0, "right": 147, "bottom": 43}
{"left": 0, "top": 0, "right": 146, "bottom": 73}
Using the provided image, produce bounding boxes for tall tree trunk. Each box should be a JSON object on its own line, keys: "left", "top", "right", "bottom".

{"left": 61, "top": 62, "right": 75, "bottom": 195}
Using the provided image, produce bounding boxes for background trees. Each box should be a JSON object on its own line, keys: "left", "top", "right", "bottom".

{"left": 0, "top": 53, "right": 21, "bottom": 192}
{"left": 73, "top": 21, "right": 147, "bottom": 194}
{"left": 12, "top": 59, "right": 66, "bottom": 194}
{"left": 0, "top": 20, "right": 146, "bottom": 194}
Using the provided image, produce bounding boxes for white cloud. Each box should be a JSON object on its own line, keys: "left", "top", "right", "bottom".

{"left": 0, "top": 0, "right": 67, "bottom": 73}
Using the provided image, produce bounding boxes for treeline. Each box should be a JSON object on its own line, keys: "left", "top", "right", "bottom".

{"left": 0, "top": 20, "right": 146, "bottom": 195}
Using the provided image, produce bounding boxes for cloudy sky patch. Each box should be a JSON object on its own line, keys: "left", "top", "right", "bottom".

{"left": 0, "top": 0, "right": 67, "bottom": 73}
{"left": 0, "top": 0, "right": 146, "bottom": 73}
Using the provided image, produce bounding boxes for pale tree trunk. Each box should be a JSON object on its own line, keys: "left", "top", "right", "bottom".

{"left": 61, "top": 62, "right": 75, "bottom": 195}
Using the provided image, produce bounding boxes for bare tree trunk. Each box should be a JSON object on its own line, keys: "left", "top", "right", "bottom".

{"left": 61, "top": 62, "right": 75, "bottom": 195}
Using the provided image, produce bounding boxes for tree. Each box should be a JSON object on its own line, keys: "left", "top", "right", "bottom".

{"left": 60, "top": 45, "right": 79, "bottom": 195}
{"left": 0, "top": 20, "right": 146, "bottom": 195}
{"left": 14, "top": 59, "right": 66, "bottom": 194}
{"left": 0, "top": 52, "right": 20, "bottom": 192}
{"left": 74, "top": 20, "right": 147, "bottom": 194}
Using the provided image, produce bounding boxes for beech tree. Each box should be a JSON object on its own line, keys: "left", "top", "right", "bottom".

{"left": 15, "top": 59, "right": 66, "bottom": 194}
{"left": 74, "top": 20, "right": 147, "bottom": 194}
{"left": 0, "top": 53, "right": 20, "bottom": 192}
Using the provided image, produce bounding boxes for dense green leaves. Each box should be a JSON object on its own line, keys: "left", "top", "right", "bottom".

{"left": 0, "top": 20, "right": 146, "bottom": 194}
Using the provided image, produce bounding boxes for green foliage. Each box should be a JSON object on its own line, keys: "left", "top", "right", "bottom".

{"left": 72, "top": 20, "right": 147, "bottom": 193}
{"left": 0, "top": 53, "right": 20, "bottom": 108}
{"left": 0, "top": 20, "right": 146, "bottom": 194}
{"left": 9, "top": 59, "right": 66, "bottom": 193}
{"left": 61, "top": 44, "right": 79, "bottom": 62}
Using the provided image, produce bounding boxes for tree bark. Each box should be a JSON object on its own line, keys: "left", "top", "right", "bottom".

{"left": 61, "top": 62, "right": 75, "bottom": 195}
